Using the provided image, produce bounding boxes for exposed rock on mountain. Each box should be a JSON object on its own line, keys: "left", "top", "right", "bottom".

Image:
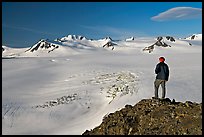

{"left": 104, "top": 37, "right": 113, "bottom": 41}
{"left": 2, "top": 47, "right": 5, "bottom": 53}
{"left": 191, "top": 35, "right": 196, "bottom": 40}
{"left": 184, "top": 34, "right": 202, "bottom": 40}
{"left": 25, "top": 39, "right": 59, "bottom": 53}
{"left": 143, "top": 37, "right": 172, "bottom": 53}
{"left": 142, "top": 45, "right": 154, "bottom": 53}
{"left": 155, "top": 37, "right": 172, "bottom": 47}
{"left": 182, "top": 34, "right": 202, "bottom": 46}
{"left": 102, "top": 41, "right": 117, "bottom": 50}
{"left": 166, "top": 36, "right": 175, "bottom": 42}
{"left": 82, "top": 98, "right": 202, "bottom": 135}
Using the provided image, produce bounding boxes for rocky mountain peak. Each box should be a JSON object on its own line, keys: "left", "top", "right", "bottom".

{"left": 25, "top": 39, "right": 59, "bottom": 53}
{"left": 143, "top": 36, "right": 173, "bottom": 53}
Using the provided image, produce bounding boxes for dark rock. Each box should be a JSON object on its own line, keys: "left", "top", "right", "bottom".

{"left": 142, "top": 45, "right": 154, "bottom": 53}
{"left": 26, "top": 39, "right": 59, "bottom": 53}
{"left": 166, "top": 36, "right": 175, "bottom": 42}
{"left": 103, "top": 42, "right": 116, "bottom": 50}
{"left": 143, "top": 36, "right": 172, "bottom": 53}
{"left": 191, "top": 35, "right": 195, "bottom": 40}
{"left": 82, "top": 98, "right": 202, "bottom": 135}
{"left": 157, "top": 36, "right": 163, "bottom": 41}
{"left": 2, "top": 47, "right": 5, "bottom": 53}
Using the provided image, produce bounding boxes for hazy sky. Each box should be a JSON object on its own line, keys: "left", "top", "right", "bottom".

{"left": 2, "top": 2, "right": 202, "bottom": 48}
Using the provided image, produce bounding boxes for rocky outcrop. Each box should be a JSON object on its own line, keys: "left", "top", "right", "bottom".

{"left": 82, "top": 98, "right": 202, "bottom": 135}
{"left": 166, "top": 36, "right": 175, "bottom": 42}
{"left": 143, "top": 37, "right": 172, "bottom": 53}
{"left": 2, "top": 47, "right": 5, "bottom": 53}
{"left": 25, "top": 39, "right": 59, "bottom": 53}
{"left": 185, "top": 35, "right": 196, "bottom": 40}
{"left": 142, "top": 45, "right": 154, "bottom": 53}
{"left": 103, "top": 42, "right": 116, "bottom": 50}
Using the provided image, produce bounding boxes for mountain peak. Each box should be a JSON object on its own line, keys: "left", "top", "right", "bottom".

{"left": 61, "top": 35, "right": 88, "bottom": 41}
{"left": 25, "top": 39, "right": 59, "bottom": 53}
{"left": 104, "top": 37, "right": 112, "bottom": 41}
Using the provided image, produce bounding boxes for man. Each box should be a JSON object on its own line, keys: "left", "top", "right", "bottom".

{"left": 154, "top": 57, "right": 169, "bottom": 99}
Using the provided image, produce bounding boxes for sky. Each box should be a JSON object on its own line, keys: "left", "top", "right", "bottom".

{"left": 2, "top": 2, "right": 202, "bottom": 48}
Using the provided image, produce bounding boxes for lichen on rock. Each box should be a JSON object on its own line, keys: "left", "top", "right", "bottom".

{"left": 82, "top": 98, "right": 202, "bottom": 135}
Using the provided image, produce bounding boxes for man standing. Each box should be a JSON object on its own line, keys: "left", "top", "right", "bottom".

{"left": 154, "top": 57, "right": 169, "bottom": 99}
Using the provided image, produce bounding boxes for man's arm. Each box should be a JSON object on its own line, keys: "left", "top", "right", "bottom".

{"left": 155, "top": 64, "right": 160, "bottom": 74}
{"left": 166, "top": 64, "right": 169, "bottom": 80}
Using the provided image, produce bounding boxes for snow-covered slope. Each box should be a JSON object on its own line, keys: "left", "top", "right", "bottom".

{"left": 181, "top": 34, "right": 202, "bottom": 46}
{"left": 142, "top": 36, "right": 198, "bottom": 53}
{"left": 184, "top": 33, "right": 202, "bottom": 40}
{"left": 2, "top": 45, "right": 30, "bottom": 58}
{"left": 60, "top": 34, "right": 89, "bottom": 41}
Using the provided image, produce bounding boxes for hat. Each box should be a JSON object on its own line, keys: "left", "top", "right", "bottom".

{"left": 159, "top": 57, "right": 165, "bottom": 62}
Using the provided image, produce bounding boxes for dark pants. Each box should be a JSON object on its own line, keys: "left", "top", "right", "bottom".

{"left": 154, "top": 79, "right": 166, "bottom": 99}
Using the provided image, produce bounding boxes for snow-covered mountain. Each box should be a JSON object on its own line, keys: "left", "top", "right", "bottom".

{"left": 125, "top": 36, "right": 136, "bottom": 41}
{"left": 25, "top": 39, "right": 60, "bottom": 53}
{"left": 180, "top": 33, "right": 202, "bottom": 46}
{"left": 2, "top": 45, "right": 29, "bottom": 58}
{"left": 2, "top": 35, "right": 114, "bottom": 57}
{"left": 2, "top": 34, "right": 202, "bottom": 58}
{"left": 142, "top": 36, "right": 174, "bottom": 53}
{"left": 60, "top": 35, "right": 89, "bottom": 41}
{"left": 184, "top": 33, "right": 202, "bottom": 40}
